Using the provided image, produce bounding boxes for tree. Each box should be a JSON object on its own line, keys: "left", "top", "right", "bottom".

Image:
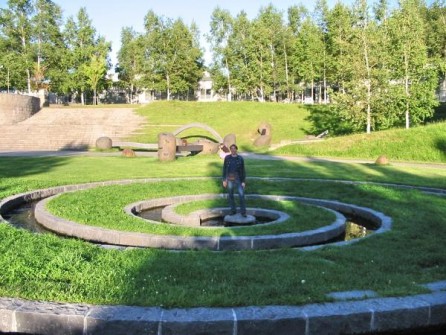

{"left": 139, "top": 11, "right": 203, "bottom": 100}
{"left": 353, "top": 0, "right": 379, "bottom": 133}
{"left": 83, "top": 53, "right": 107, "bottom": 105}
{"left": 313, "top": 0, "right": 330, "bottom": 104}
{"left": 287, "top": 5, "right": 308, "bottom": 100}
{"left": 252, "top": 5, "right": 288, "bottom": 102}
{"left": 292, "top": 16, "right": 325, "bottom": 103}
{"left": 63, "top": 8, "right": 111, "bottom": 104}
{"left": 388, "top": 0, "right": 438, "bottom": 128}
{"left": 0, "top": 0, "right": 66, "bottom": 93}
{"left": 116, "top": 27, "right": 144, "bottom": 103}
{"left": 208, "top": 7, "right": 234, "bottom": 100}
{"left": 31, "top": 0, "right": 64, "bottom": 92}
{"left": 228, "top": 11, "right": 258, "bottom": 99}
{"left": 425, "top": 0, "right": 446, "bottom": 103}
{"left": 0, "top": 0, "right": 34, "bottom": 92}
{"left": 32, "top": 0, "right": 64, "bottom": 90}
{"left": 325, "top": 2, "right": 354, "bottom": 95}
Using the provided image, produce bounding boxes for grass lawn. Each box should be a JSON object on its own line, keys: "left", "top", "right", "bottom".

{"left": 120, "top": 101, "right": 446, "bottom": 163}
{"left": 131, "top": 101, "right": 312, "bottom": 151}
{"left": 0, "top": 154, "right": 445, "bottom": 308}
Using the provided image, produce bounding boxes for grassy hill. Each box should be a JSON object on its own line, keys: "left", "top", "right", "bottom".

{"left": 130, "top": 101, "right": 446, "bottom": 163}
{"left": 132, "top": 101, "right": 312, "bottom": 150}
{"left": 273, "top": 121, "right": 446, "bottom": 163}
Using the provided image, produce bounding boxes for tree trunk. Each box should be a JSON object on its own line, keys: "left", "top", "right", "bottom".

{"left": 225, "top": 58, "right": 232, "bottom": 101}
{"left": 284, "top": 42, "right": 290, "bottom": 100}
{"left": 166, "top": 74, "right": 171, "bottom": 101}
{"left": 26, "top": 69, "right": 31, "bottom": 94}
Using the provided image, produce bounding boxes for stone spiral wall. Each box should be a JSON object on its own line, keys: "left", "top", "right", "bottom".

{"left": 0, "top": 93, "right": 41, "bottom": 125}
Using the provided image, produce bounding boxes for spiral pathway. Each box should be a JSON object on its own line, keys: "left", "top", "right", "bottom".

{"left": 0, "top": 175, "right": 445, "bottom": 334}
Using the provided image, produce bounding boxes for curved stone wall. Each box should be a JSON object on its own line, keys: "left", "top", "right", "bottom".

{"left": 0, "top": 93, "right": 41, "bottom": 125}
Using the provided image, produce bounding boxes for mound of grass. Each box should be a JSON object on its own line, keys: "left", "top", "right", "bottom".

{"left": 121, "top": 101, "right": 446, "bottom": 163}
{"left": 131, "top": 101, "right": 312, "bottom": 151}
{"left": 273, "top": 121, "right": 446, "bottom": 163}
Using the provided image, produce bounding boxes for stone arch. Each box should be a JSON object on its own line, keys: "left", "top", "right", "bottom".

{"left": 173, "top": 123, "right": 223, "bottom": 143}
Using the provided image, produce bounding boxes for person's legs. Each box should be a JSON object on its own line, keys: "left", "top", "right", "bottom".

{"left": 227, "top": 180, "right": 236, "bottom": 214}
{"left": 237, "top": 181, "right": 246, "bottom": 215}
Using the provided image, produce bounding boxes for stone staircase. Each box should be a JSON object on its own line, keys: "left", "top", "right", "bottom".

{"left": 0, "top": 106, "right": 147, "bottom": 151}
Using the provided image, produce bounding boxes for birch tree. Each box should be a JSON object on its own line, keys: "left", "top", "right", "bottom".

{"left": 0, "top": 0, "right": 34, "bottom": 92}
{"left": 388, "top": 0, "right": 438, "bottom": 128}
{"left": 208, "top": 7, "right": 233, "bottom": 100}
{"left": 64, "top": 8, "right": 111, "bottom": 104}
{"left": 141, "top": 11, "right": 203, "bottom": 100}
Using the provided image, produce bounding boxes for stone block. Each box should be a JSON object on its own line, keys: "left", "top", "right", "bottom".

{"left": 414, "top": 292, "right": 446, "bottom": 327}
{"left": 236, "top": 306, "right": 306, "bottom": 335}
{"left": 303, "top": 301, "right": 373, "bottom": 334}
{"left": 15, "top": 301, "right": 88, "bottom": 335}
{"left": 158, "top": 133, "right": 176, "bottom": 161}
{"left": 223, "top": 134, "right": 236, "bottom": 148}
{"left": 0, "top": 298, "right": 24, "bottom": 332}
{"left": 366, "top": 296, "right": 430, "bottom": 332}
{"left": 160, "top": 307, "right": 234, "bottom": 335}
{"left": 86, "top": 305, "right": 161, "bottom": 335}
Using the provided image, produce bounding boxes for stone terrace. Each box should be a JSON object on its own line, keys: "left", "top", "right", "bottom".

{"left": 0, "top": 106, "right": 147, "bottom": 151}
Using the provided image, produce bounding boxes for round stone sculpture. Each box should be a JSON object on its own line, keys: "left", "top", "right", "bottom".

{"left": 122, "top": 148, "right": 136, "bottom": 158}
{"left": 223, "top": 134, "right": 236, "bottom": 148}
{"left": 194, "top": 139, "right": 219, "bottom": 154}
{"left": 158, "top": 132, "right": 176, "bottom": 161}
{"left": 253, "top": 122, "right": 272, "bottom": 147}
{"left": 375, "top": 155, "right": 389, "bottom": 165}
{"left": 96, "top": 136, "right": 112, "bottom": 150}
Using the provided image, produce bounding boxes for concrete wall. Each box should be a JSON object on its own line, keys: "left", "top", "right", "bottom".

{"left": 0, "top": 93, "right": 41, "bottom": 125}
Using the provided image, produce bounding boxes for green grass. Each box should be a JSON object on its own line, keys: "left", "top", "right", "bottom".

{"left": 46, "top": 182, "right": 336, "bottom": 236}
{"left": 0, "top": 101, "right": 445, "bottom": 308}
{"left": 131, "top": 101, "right": 312, "bottom": 151}
{"left": 121, "top": 100, "right": 446, "bottom": 163}
{"left": 0, "top": 155, "right": 445, "bottom": 308}
{"left": 273, "top": 122, "right": 446, "bottom": 163}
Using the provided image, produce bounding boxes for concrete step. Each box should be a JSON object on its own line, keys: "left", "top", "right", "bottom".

{"left": 0, "top": 107, "right": 147, "bottom": 151}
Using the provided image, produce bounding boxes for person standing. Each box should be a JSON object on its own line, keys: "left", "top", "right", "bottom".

{"left": 222, "top": 144, "right": 246, "bottom": 216}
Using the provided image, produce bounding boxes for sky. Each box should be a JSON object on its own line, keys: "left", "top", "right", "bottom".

{"left": 54, "top": 0, "right": 335, "bottom": 68}
{"left": 1, "top": 0, "right": 434, "bottom": 70}
{"left": 0, "top": 0, "right": 355, "bottom": 69}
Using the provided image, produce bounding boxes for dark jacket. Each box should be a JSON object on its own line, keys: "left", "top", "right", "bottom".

{"left": 222, "top": 154, "right": 246, "bottom": 183}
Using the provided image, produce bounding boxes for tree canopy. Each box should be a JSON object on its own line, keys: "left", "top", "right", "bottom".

{"left": 0, "top": 0, "right": 444, "bottom": 132}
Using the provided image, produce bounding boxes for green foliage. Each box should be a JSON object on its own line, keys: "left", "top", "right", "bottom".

{"left": 0, "top": 0, "right": 36, "bottom": 92}
{"left": 118, "top": 11, "right": 204, "bottom": 100}
{"left": 204, "top": 1, "right": 444, "bottom": 132}
{"left": 63, "top": 8, "right": 111, "bottom": 102}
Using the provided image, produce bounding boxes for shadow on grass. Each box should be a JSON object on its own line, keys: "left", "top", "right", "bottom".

{"left": 0, "top": 156, "right": 70, "bottom": 178}
{"left": 436, "top": 138, "right": 446, "bottom": 159}
{"left": 0, "top": 153, "right": 445, "bottom": 310}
